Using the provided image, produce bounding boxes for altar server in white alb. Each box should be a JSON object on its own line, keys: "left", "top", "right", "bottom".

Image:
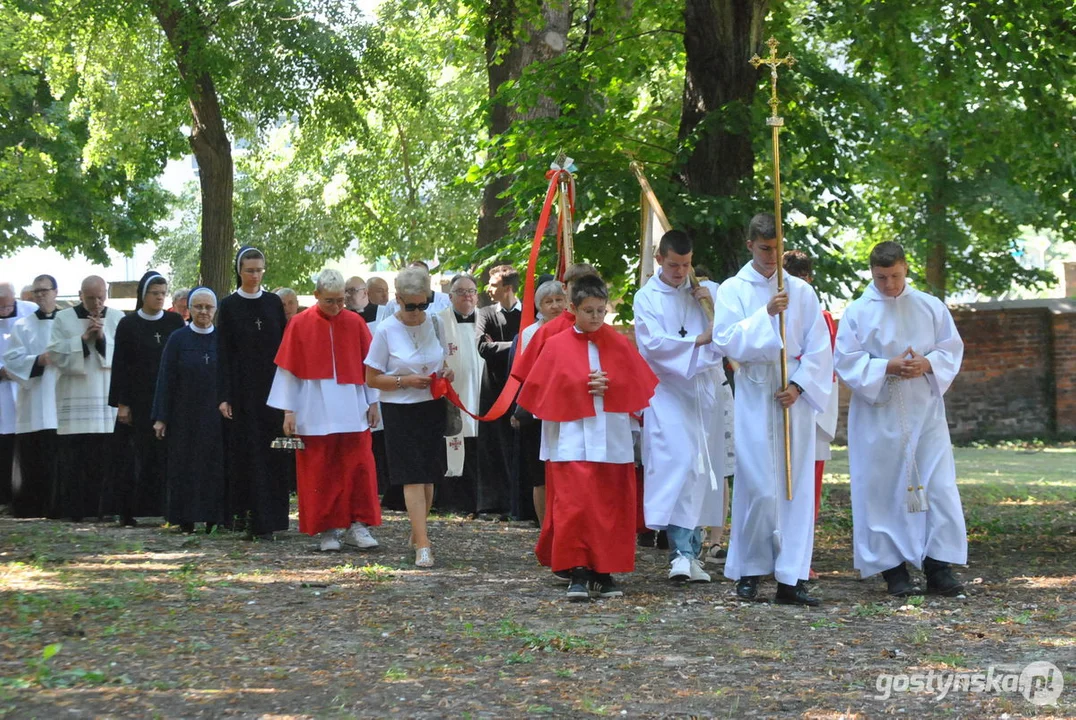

{"left": 0, "top": 281, "right": 37, "bottom": 507}
{"left": 48, "top": 275, "right": 123, "bottom": 520}
{"left": 834, "top": 241, "right": 966, "bottom": 598}
{"left": 2, "top": 275, "right": 61, "bottom": 517}
{"left": 711, "top": 213, "right": 833, "bottom": 606}
{"left": 635, "top": 230, "right": 726, "bottom": 584}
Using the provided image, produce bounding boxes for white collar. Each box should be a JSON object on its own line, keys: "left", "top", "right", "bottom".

{"left": 190, "top": 323, "right": 215, "bottom": 335}
{"left": 237, "top": 288, "right": 263, "bottom": 299}
{"left": 137, "top": 309, "right": 165, "bottom": 321}
{"left": 495, "top": 299, "right": 522, "bottom": 313}
{"left": 653, "top": 268, "right": 689, "bottom": 293}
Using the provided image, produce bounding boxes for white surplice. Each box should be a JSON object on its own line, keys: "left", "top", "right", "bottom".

{"left": 0, "top": 301, "right": 37, "bottom": 434}
{"left": 437, "top": 307, "right": 484, "bottom": 476}
{"left": 711, "top": 263, "right": 833, "bottom": 586}
{"left": 47, "top": 306, "right": 122, "bottom": 435}
{"left": 267, "top": 362, "right": 379, "bottom": 438}
{"left": 540, "top": 332, "right": 634, "bottom": 463}
{"left": 2, "top": 312, "right": 60, "bottom": 433}
{"left": 834, "top": 282, "right": 967, "bottom": 578}
{"left": 635, "top": 271, "right": 726, "bottom": 531}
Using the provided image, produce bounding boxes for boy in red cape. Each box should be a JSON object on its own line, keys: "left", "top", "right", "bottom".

{"left": 517, "top": 275, "right": 658, "bottom": 600}
{"left": 268, "top": 269, "right": 382, "bottom": 552}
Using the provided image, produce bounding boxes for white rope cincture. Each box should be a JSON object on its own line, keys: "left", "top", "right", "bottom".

{"left": 892, "top": 376, "right": 928, "bottom": 513}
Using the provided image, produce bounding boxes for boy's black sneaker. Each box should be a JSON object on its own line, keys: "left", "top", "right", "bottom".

{"left": 589, "top": 573, "right": 623, "bottom": 598}
{"left": 566, "top": 567, "right": 591, "bottom": 602}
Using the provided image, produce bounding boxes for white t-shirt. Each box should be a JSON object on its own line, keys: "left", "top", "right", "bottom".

{"left": 365, "top": 313, "right": 446, "bottom": 404}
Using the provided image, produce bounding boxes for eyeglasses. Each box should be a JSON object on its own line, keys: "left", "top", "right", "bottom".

{"left": 402, "top": 301, "right": 431, "bottom": 312}
{"left": 32, "top": 288, "right": 56, "bottom": 295}
{"left": 452, "top": 289, "right": 477, "bottom": 297}
{"left": 345, "top": 288, "right": 366, "bottom": 295}
{"left": 320, "top": 297, "right": 346, "bottom": 306}
{"left": 191, "top": 304, "right": 215, "bottom": 313}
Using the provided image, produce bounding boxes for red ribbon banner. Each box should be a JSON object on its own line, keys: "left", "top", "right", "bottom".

{"left": 437, "top": 167, "right": 573, "bottom": 422}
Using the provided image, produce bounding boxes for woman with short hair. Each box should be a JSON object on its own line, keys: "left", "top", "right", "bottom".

{"left": 365, "top": 267, "right": 455, "bottom": 568}
{"left": 152, "top": 287, "right": 228, "bottom": 533}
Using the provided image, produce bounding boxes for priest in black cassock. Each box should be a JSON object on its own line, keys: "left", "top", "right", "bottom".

{"left": 475, "top": 264, "right": 522, "bottom": 518}
{"left": 217, "top": 246, "right": 290, "bottom": 540}
{"left": 152, "top": 287, "right": 227, "bottom": 533}
{"left": 107, "top": 271, "right": 185, "bottom": 525}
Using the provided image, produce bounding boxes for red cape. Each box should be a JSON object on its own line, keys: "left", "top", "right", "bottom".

{"left": 274, "top": 305, "right": 370, "bottom": 384}
{"left": 517, "top": 323, "right": 658, "bottom": 422}
{"left": 510, "top": 311, "right": 575, "bottom": 383}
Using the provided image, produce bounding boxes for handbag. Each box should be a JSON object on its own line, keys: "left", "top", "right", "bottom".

{"left": 430, "top": 313, "right": 465, "bottom": 437}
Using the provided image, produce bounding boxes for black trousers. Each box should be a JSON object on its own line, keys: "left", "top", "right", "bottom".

{"left": 0, "top": 433, "right": 14, "bottom": 506}
{"left": 12, "top": 430, "right": 58, "bottom": 518}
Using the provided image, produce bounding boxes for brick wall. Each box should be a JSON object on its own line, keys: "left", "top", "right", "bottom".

{"left": 834, "top": 299, "right": 1076, "bottom": 443}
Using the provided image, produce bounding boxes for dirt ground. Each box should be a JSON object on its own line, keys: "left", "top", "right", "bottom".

{"left": 1, "top": 445, "right": 1073, "bottom": 719}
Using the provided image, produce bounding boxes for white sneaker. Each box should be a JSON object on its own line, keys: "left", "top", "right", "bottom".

{"left": 344, "top": 522, "right": 379, "bottom": 549}
{"left": 669, "top": 554, "right": 691, "bottom": 581}
{"left": 319, "top": 530, "right": 342, "bottom": 552}
{"left": 688, "top": 558, "right": 712, "bottom": 583}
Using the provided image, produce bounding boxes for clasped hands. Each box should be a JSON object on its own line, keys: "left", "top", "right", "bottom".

{"left": 886, "top": 347, "right": 931, "bottom": 379}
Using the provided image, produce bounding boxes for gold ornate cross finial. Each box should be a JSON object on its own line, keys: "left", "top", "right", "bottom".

{"left": 750, "top": 37, "right": 795, "bottom": 125}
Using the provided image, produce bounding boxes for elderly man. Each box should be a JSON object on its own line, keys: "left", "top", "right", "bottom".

{"left": 47, "top": 276, "right": 123, "bottom": 520}
{"left": 268, "top": 269, "right": 382, "bottom": 552}
{"left": 345, "top": 276, "right": 375, "bottom": 321}
{"left": 475, "top": 264, "right": 522, "bottom": 518}
{"left": 434, "top": 273, "right": 485, "bottom": 514}
{"left": 274, "top": 287, "right": 301, "bottom": 323}
{"left": 3, "top": 276, "right": 61, "bottom": 516}
{"left": 1, "top": 282, "right": 37, "bottom": 505}
{"left": 366, "top": 277, "right": 389, "bottom": 310}
{"left": 169, "top": 288, "right": 190, "bottom": 322}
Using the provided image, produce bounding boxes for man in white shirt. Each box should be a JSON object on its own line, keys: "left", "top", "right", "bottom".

{"left": 0, "top": 281, "right": 37, "bottom": 507}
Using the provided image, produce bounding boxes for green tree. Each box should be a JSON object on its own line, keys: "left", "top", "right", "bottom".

{"left": 800, "top": 0, "right": 1076, "bottom": 299}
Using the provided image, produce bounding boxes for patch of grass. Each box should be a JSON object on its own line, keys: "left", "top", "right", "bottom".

{"left": 554, "top": 668, "right": 574, "bottom": 678}
{"left": 810, "top": 618, "right": 840, "bottom": 629}
{"left": 383, "top": 666, "right": 408, "bottom": 681}
{"left": 922, "top": 652, "right": 967, "bottom": 668}
{"left": 504, "top": 652, "right": 534, "bottom": 665}
{"left": 330, "top": 563, "right": 396, "bottom": 582}
{"left": 0, "top": 643, "right": 123, "bottom": 690}
{"left": 495, "top": 619, "right": 594, "bottom": 653}
{"left": 906, "top": 626, "right": 931, "bottom": 646}
{"left": 851, "top": 602, "right": 894, "bottom": 619}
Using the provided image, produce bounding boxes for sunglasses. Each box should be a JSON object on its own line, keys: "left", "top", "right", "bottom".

{"left": 402, "top": 301, "right": 431, "bottom": 312}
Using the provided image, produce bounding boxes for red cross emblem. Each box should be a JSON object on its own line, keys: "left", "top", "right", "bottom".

{"left": 448, "top": 342, "right": 459, "bottom": 356}
{"left": 449, "top": 437, "right": 462, "bottom": 450}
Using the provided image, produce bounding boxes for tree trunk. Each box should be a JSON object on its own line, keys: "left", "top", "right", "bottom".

{"left": 924, "top": 141, "right": 949, "bottom": 300}
{"left": 150, "top": 0, "right": 235, "bottom": 297}
{"left": 477, "top": 0, "right": 570, "bottom": 250}
{"left": 677, "top": 0, "right": 767, "bottom": 278}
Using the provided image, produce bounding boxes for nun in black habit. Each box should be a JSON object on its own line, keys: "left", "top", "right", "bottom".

{"left": 216, "top": 246, "right": 290, "bottom": 539}
{"left": 106, "top": 271, "right": 185, "bottom": 525}
{"left": 151, "top": 287, "right": 227, "bottom": 532}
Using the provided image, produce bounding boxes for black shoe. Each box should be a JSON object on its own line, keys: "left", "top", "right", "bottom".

{"left": 589, "top": 573, "right": 623, "bottom": 599}
{"left": 179, "top": 523, "right": 195, "bottom": 535}
{"left": 566, "top": 567, "right": 591, "bottom": 602}
{"left": 655, "top": 530, "right": 669, "bottom": 550}
{"left": 923, "top": 557, "right": 964, "bottom": 596}
{"left": 552, "top": 569, "right": 572, "bottom": 583}
{"left": 244, "top": 530, "right": 274, "bottom": 542}
{"left": 637, "top": 530, "right": 656, "bottom": 548}
{"left": 735, "top": 576, "right": 760, "bottom": 600}
{"left": 120, "top": 516, "right": 138, "bottom": 527}
{"left": 775, "top": 581, "right": 821, "bottom": 607}
{"left": 881, "top": 562, "right": 922, "bottom": 597}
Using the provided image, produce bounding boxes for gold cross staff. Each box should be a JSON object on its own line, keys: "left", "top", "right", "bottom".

{"left": 750, "top": 36, "right": 796, "bottom": 501}
{"left": 750, "top": 37, "right": 796, "bottom": 125}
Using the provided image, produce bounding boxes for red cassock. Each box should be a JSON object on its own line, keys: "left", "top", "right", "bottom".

{"left": 274, "top": 307, "right": 381, "bottom": 535}
{"left": 520, "top": 324, "right": 658, "bottom": 574}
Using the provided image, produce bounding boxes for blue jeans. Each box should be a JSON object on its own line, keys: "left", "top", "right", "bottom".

{"left": 667, "top": 525, "right": 702, "bottom": 562}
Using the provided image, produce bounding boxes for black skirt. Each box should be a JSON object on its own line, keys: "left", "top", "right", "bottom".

{"left": 381, "top": 400, "right": 447, "bottom": 486}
